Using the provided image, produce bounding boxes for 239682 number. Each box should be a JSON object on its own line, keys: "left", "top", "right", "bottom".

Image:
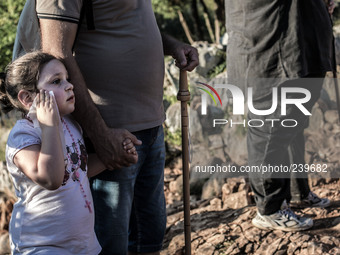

{"left": 291, "top": 164, "right": 328, "bottom": 173}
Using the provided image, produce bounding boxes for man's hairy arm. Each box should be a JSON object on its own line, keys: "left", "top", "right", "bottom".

{"left": 39, "top": 19, "right": 141, "bottom": 169}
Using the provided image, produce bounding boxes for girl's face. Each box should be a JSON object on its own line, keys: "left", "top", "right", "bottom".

{"left": 37, "top": 59, "right": 75, "bottom": 116}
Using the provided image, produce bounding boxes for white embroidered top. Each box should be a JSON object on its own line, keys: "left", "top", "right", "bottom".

{"left": 6, "top": 115, "right": 101, "bottom": 255}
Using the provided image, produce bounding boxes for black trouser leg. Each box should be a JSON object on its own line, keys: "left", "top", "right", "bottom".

{"left": 248, "top": 77, "right": 324, "bottom": 215}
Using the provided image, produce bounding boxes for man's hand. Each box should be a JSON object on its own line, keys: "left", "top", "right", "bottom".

{"left": 92, "top": 127, "right": 142, "bottom": 170}
{"left": 162, "top": 34, "right": 199, "bottom": 72}
{"left": 172, "top": 44, "right": 199, "bottom": 72}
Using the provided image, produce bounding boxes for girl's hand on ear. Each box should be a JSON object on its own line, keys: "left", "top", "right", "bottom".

{"left": 36, "top": 90, "right": 60, "bottom": 128}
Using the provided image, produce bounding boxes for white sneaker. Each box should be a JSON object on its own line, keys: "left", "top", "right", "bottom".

{"left": 290, "top": 191, "right": 330, "bottom": 208}
{"left": 252, "top": 208, "right": 313, "bottom": 231}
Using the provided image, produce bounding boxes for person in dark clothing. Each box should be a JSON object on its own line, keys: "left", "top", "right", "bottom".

{"left": 225, "top": 0, "right": 333, "bottom": 231}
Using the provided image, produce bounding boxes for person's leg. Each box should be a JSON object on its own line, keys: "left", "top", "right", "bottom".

{"left": 289, "top": 132, "right": 330, "bottom": 208}
{"left": 247, "top": 121, "right": 291, "bottom": 215}
{"left": 287, "top": 76, "right": 330, "bottom": 208}
{"left": 247, "top": 88, "right": 299, "bottom": 215}
{"left": 289, "top": 129, "right": 310, "bottom": 201}
{"left": 90, "top": 164, "right": 139, "bottom": 255}
{"left": 128, "top": 126, "right": 166, "bottom": 254}
{"left": 248, "top": 97, "right": 314, "bottom": 231}
{"left": 249, "top": 77, "right": 325, "bottom": 213}
{"left": 90, "top": 127, "right": 158, "bottom": 255}
{"left": 248, "top": 77, "right": 327, "bottom": 230}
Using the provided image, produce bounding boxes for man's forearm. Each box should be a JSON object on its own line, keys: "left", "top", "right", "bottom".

{"left": 39, "top": 19, "right": 108, "bottom": 139}
{"left": 161, "top": 33, "right": 181, "bottom": 56}
{"left": 62, "top": 55, "right": 108, "bottom": 139}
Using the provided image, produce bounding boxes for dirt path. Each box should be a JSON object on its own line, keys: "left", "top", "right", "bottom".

{"left": 162, "top": 178, "right": 340, "bottom": 255}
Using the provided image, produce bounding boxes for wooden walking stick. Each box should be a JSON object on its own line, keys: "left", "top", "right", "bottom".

{"left": 177, "top": 70, "right": 191, "bottom": 254}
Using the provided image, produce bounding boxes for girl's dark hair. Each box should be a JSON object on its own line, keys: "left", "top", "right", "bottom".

{"left": 0, "top": 51, "right": 57, "bottom": 113}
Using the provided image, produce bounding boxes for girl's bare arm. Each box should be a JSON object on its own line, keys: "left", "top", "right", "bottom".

{"left": 14, "top": 91, "right": 65, "bottom": 190}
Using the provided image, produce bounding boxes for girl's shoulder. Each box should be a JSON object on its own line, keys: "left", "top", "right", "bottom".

{"left": 9, "top": 118, "right": 39, "bottom": 140}
{"left": 6, "top": 119, "right": 41, "bottom": 161}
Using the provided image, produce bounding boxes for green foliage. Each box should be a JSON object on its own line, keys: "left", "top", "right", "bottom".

{"left": 333, "top": 1, "right": 340, "bottom": 25}
{"left": 164, "top": 127, "right": 182, "bottom": 147}
{"left": 152, "top": 0, "right": 179, "bottom": 20}
{"left": 207, "top": 49, "right": 226, "bottom": 78}
{"left": 0, "top": 146, "right": 5, "bottom": 162}
{"left": 152, "top": 0, "right": 191, "bottom": 43}
{"left": 152, "top": 0, "right": 223, "bottom": 43}
{"left": 0, "top": 112, "right": 19, "bottom": 161}
{"left": 215, "top": 240, "right": 236, "bottom": 254}
{"left": 0, "top": 0, "right": 26, "bottom": 71}
{"left": 163, "top": 94, "right": 177, "bottom": 105}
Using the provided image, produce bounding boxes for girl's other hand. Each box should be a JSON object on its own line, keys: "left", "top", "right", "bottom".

{"left": 36, "top": 90, "right": 60, "bottom": 128}
{"left": 123, "top": 138, "right": 137, "bottom": 155}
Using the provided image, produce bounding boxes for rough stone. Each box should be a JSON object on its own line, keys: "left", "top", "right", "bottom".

{"left": 169, "top": 175, "right": 183, "bottom": 194}
{"left": 234, "top": 236, "right": 249, "bottom": 250}
{"left": 0, "top": 231, "right": 10, "bottom": 255}
{"left": 287, "top": 242, "right": 300, "bottom": 254}
{"left": 244, "top": 243, "right": 253, "bottom": 254}
{"left": 306, "top": 241, "right": 323, "bottom": 255}
{"left": 189, "top": 145, "right": 214, "bottom": 181}
{"left": 329, "top": 247, "right": 340, "bottom": 254}
{"left": 208, "top": 134, "right": 224, "bottom": 150}
{"left": 328, "top": 132, "right": 340, "bottom": 148}
{"left": 243, "top": 227, "right": 262, "bottom": 243}
{"left": 209, "top": 198, "right": 222, "bottom": 211}
{"left": 222, "top": 190, "right": 249, "bottom": 210}
{"left": 221, "top": 178, "right": 246, "bottom": 196}
{"left": 206, "top": 234, "right": 225, "bottom": 246}
{"left": 189, "top": 110, "right": 204, "bottom": 144}
{"left": 198, "top": 105, "right": 225, "bottom": 135}
{"left": 165, "top": 102, "right": 182, "bottom": 133}
{"left": 224, "top": 243, "right": 240, "bottom": 255}
{"left": 191, "top": 42, "right": 224, "bottom": 77}
{"left": 306, "top": 106, "right": 324, "bottom": 132}
{"left": 324, "top": 110, "right": 339, "bottom": 124}
{"left": 222, "top": 128, "right": 247, "bottom": 166}
{"left": 196, "top": 242, "right": 215, "bottom": 255}
{"left": 201, "top": 177, "right": 225, "bottom": 200}
{"left": 0, "top": 163, "right": 15, "bottom": 194}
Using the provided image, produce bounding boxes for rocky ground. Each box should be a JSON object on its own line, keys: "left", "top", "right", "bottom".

{"left": 163, "top": 158, "right": 340, "bottom": 255}
{"left": 1, "top": 39, "right": 340, "bottom": 254}
{"left": 161, "top": 39, "right": 340, "bottom": 254}
{"left": 0, "top": 161, "right": 339, "bottom": 255}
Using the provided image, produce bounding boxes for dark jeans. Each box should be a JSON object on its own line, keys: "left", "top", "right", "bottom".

{"left": 247, "top": 76, "right": 324, "bottom": 215}
{"left": 89, "top": 126, "right": 166, "bottom": 254}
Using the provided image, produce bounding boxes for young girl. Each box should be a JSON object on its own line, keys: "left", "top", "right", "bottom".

{"left": 0, "top": 52, "right": 136, "bottom": 254}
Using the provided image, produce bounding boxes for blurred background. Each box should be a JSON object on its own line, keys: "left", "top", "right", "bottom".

{"left": 1, "top": 1, "right": 340, "bottom": 254}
